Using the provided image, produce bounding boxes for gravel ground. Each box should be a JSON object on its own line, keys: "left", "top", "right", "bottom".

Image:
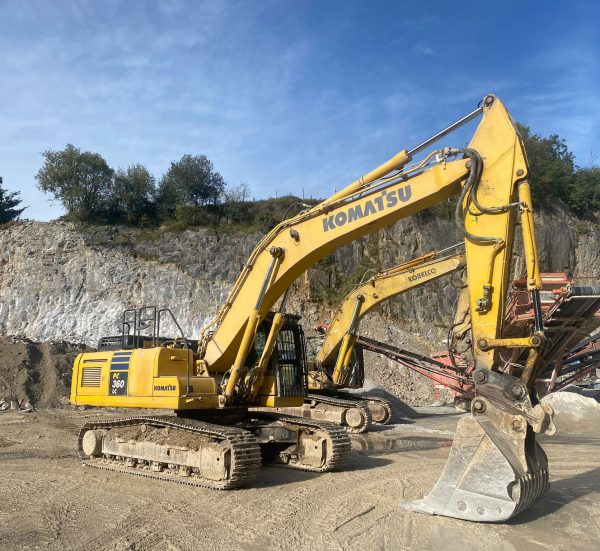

{"left": 1, "top": 402, "right": 599, "bottom": 551}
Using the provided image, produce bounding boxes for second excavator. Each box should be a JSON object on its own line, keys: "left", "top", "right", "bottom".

{"left": 265, "top": 245, "right": 466, "bottom": 432}
{"left": 70, "top": 94, "right": 555, "bottom": 522}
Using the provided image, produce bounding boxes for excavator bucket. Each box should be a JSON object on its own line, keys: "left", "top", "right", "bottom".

{"left": 403, "top": 400, "right": 551, "bottom": 522}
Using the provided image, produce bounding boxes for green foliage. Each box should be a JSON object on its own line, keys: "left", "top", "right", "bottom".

{"left": 516, "top": 124, "right": 575, "bottom": 205}
{"left": 36, "top": 144, "right": 114, "bottom": 220}
{"left": 223, "top": 200, "right": 252, "bottom": 225}
{"left": 0, "top": 178, "right": 26, "bottom": 223}
{"left": 256, "top": 209, "right": 278, "bottom": 232}
{"left": 172, "top": 204, "right": 220, "bottom": 228}
{"left": 575, "top": 219, "right": 591, "bottom": 237}
{"left": 160, "top": 154, "right": 225, "bottom": 209}
{"left": 156, "top": 155, "right": 226, "bottom": 226}
{"left": 570, "top": 167, "right": 600, "bottom": 215}
{"left": 111, "top": 164, "right": 156, "bottom": 224}
{"left": 34, "top": 120, "right": 598, "bottom": 232}
{"left": 517, "top": 124, "right": 599, "bottom": 216}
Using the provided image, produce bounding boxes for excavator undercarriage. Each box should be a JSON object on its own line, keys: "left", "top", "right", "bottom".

{"left": 78, "top": 413, "right": 351, "bottom": 489}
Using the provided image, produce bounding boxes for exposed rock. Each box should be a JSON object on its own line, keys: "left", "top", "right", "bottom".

{"left": 0, "top": 205, "right": 597, "bottom": 407}
{"left": 0, "top": 222, "right": 259, "bottom": 345}
{"left": 4, "top": 207, "right": 595, "bottom": 347}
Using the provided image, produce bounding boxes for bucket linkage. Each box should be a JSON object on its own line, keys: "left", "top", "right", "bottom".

{"left": 403, "top": 369, "right": 554, "bottom": 522}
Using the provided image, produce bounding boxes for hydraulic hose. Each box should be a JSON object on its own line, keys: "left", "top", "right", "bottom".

{"left": 453, "top": 149, "right": 499, "bottom": 245}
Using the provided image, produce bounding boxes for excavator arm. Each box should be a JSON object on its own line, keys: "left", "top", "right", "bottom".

{"left": 197, "top": 94, "right": 554, "bottom": 521}
{"left": 403, "top": 99, "right": 554, "bottom": 521}
{"left": 311, "top": 246, "right": 466, "bottom": 389}
{"left": 201, "top": 97, "right": 516, "bottom": 385}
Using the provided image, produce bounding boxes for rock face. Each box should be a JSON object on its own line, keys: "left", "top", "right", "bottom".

{"left": 0, "top": 205, "right": 597, "bottom": 406}
{"left": 0, "top": 204, "right": 598, "bottom": 348}
{"left": 0, "top": 222, "right": 259, "bottom": 345}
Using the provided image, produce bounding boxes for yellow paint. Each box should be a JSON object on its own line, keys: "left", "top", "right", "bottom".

{"left": 71, "top": 95, "right": 545, "bottom": 414}
{"left": 316, "top": 252, "right": 466, "bottom": 370}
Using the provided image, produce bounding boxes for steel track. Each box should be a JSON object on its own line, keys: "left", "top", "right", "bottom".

{"left": 252, "top": 413, "right": 351, "bottom": 471}
{"left": 78, "top": 413, "right": 351, "bottom": 488}
{"left": 78, "top": 416, "right": 262, "bottom": 490}
{"left": 336, "top": 392, "right": 394, "bottom": 425}
{"left": 305, "top": 393, "right": 373, "bottom": 433}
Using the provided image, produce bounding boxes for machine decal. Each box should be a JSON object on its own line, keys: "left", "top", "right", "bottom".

{"left": 322, "top": 185, "right": 412, "bottom": 232}
{"left": 110, "top": 371, "right": 128, "bottom": 395}
{"left": 407, "top": 268, "right": 437, "bottom": 282}
{"left": 109, "top": 351, "right": 131, "bottom": 395}
{"left": 154, "top": 384, "right": 177, "bottom": 392}
{"left": 111, "top": 351, "right": 132, "bottom": 371}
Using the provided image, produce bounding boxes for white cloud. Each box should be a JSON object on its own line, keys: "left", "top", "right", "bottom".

{"left": 412, "top": 41, "right": 435, "bottom": 56}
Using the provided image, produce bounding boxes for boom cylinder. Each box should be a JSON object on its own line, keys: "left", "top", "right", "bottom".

{"left": 325, "top": 150, "right": 410, "bottom": 205}
{"left": 224, "top": 250, "right": 284, "bottom": 400}
{"left": 332, "top": 295, "right": 365, "bottom": 385}
{"left": 518, "top": 180, "right": 542, "bottom": 291}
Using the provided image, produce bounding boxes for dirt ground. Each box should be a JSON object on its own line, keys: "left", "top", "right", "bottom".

{"left": 1, "top": 406, "right": 599, "bottom": 551}
{"left": 0, "top": 337, "right": 87, "bottom": 410}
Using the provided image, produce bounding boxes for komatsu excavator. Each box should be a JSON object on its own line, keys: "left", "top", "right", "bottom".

{"left": 268, "top": 246, "right": 466, "bottom": 432}
{"left": 71, "top": 94, "right": 554, "bottom": 522}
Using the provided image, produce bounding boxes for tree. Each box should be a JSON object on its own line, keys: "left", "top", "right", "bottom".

{"left": 111, "top": 164, "right": 156, "bottom": 224}
{"left": 161, "top": 154, "right": 225, "bottom": 209}
{"left": 570, "top": 167, "right": 600, "bottom": 215}
{"left": 0, "top": 177, "right": 26, "bottom": 223}
{"left": 224, "top": 181, "right": 250, "bottom": 203}
{"left": 516, "top": 124, "right": 575, "bottom": 204}
{"left": 222, "top": 181, "right": 251, "bottom": 224}
{"left": 36, "top": 144, "right": 114, "bottom": 220}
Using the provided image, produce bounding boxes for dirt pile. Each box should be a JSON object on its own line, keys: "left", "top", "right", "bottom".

{"left": 542, "top": 387, "right": 600, "bottom": 435}
{"left": 0, "top": 337, "right": 87, "bottom": 410}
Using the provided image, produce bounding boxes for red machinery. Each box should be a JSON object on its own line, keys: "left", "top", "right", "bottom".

{"left": 353, "top": 273, "right": 600, "bottom": 400}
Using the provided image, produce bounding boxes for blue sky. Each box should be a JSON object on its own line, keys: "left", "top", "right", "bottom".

{"left": 1, "top": 0, "right": 598, "bottom": 221}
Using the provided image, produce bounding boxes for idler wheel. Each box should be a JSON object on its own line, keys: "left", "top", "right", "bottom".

{"left": 345, "top": 407, "right": 367, "bottom": 430}
{"left": 82, "top": 430, "right": 103, "bottom": 457}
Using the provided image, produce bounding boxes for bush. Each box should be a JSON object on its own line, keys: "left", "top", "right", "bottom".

{"left": 0, "top": 178, "right": 25, "bottom": 223}
{"left": 36, "top": 144, "right": 114, "bottom": 221}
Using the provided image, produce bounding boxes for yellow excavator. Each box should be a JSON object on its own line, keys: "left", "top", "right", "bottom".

{"left": 268, "top": 246, "right": 466, "bottom": 432}
{"left": 71, "top": 94, "right": 554, "bottom": 521}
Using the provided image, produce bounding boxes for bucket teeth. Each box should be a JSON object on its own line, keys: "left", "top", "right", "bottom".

{"left": 402, "top": 413, "right": 549, "bottom": 522}
{"left": 512, "top": 469, "right": 550, "bottom": 517}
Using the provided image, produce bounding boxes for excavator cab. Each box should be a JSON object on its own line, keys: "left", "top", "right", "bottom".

{"left": 250, "top": 313, "right": 307, "bottom": 403}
